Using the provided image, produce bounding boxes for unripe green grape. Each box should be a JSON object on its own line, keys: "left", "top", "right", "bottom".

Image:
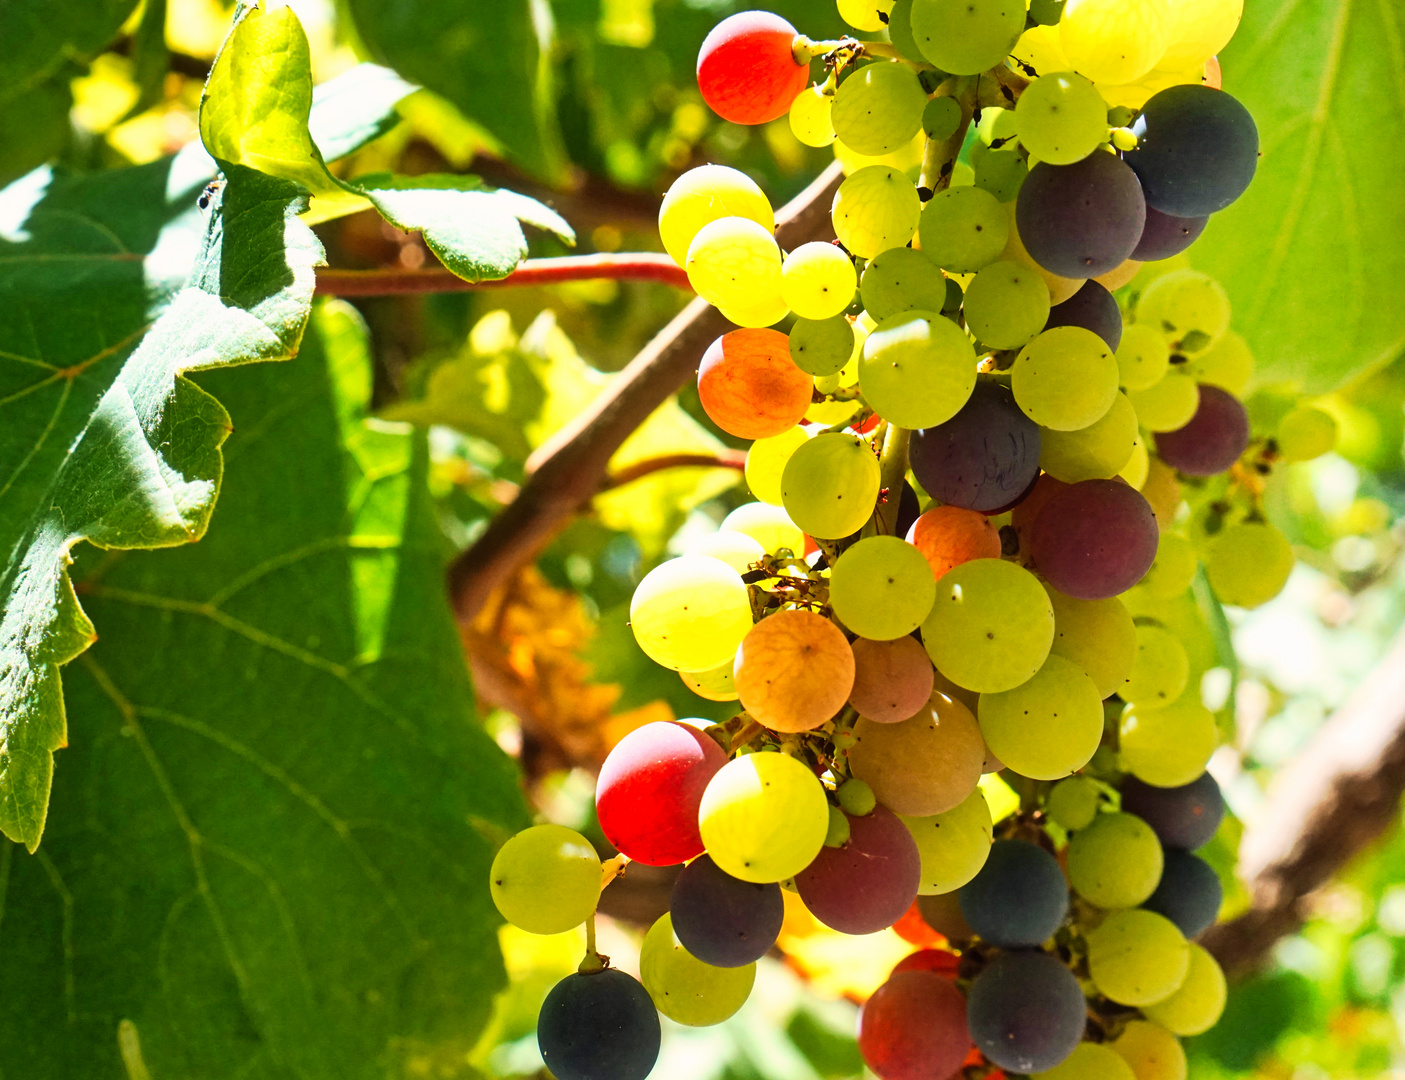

{"left": 1121, "top": 623, "right": 1189, "bottom": 707}
{"left": 1012, "top": 326, "right": 1120, "bottom": 430}
{"left": 630, "top": 555, "right": 753, "bottom": 671}
{"left": 923, "top": 96, "right": 962, "bottom": 141}
{"left": 1015, "top": 71, "right": 1108, "bottom": 165}
{"left": 490, "top": 824, "right": 602, "bottom": 934}
{"left": 1277, "top": 405, "right": 1338, "bottom": 462}
{"left": 686, "top": 216, "right": 783, "bottom": 311}
{"left": 859, "top": 310, "right": 978, "bottom": 429}
{"left": 1087, "top": 908, "right": 1190, "bottom": 1006}
{"left": 719, "top": 289, "right": 790, "bottom": 329}
{"left": 921, "top": 558, "right": 1055, "bottom": 693}
{"left": 781, "top": 432, "right": 881, "bottom": 539}
{"left": 838, "top": 777, "right": 877, "bottom": 816}
{"left": 1067, "top": 811, "right": 1163, "bottom": 908}
{"left": 1046, "top": 587, "right": 1137, "bottom": 699}
{"left": 782, "top": 241, "right": 857, "bottom": 320}
{"left": 839, "top": 0, "right": 897, "bottom": 32}
{"left": 918, "top": 186, "right": 1010, "bottom": 273}
{"left": 977, "top": 106, "right": 1021, "bottom": 146}
{"left": 1046, "top": 775, "right": 1100, "bottom": 831}
{"left": 1129, "top": 369, "right": 1199, "bottom": 431}
{"left": 1034, "top": 1042, "right": 1136, "bottom": 1080}
{"left": 746, "top": 427, "right": 810, "bottom": 505}
{"left": 1137, "top": 270, "right": 1231, "bottom": 352}
{"left": 978, "top": 654, "right": 1104, "bottom": 780}
{"left": 824, "top": 803, "right": 851, "bottom": 847}
{"left": 699, "top": 752, "right": 830, "bottom": 882}
{"left": 1060, "top": 0, "right": 1169, "bottom": 84}
{"left": 963, "top": 259, "right": 1051, "bottom": 348}
{"left": 860, "top": 246, "right": 950, "bottom": 321}
{"left": 641, "top": 913, "right": 755, "bottom": 1025}
{"left": 1116, "top": 323, "right": 1172, "bottom": 392}
{"left": 680, "top": 660, "right": 739, "bottom": 702}
{"left": 1112, "top": 1021, "right": 1187, "bottom": 1080}
{"left": 830, "top": 535, "right": 937, "bottom": 640}
{"left": 1139, "top": 533, "right": 1198, "bottom": 598}
{"left": 1111, "top": 126, "right": 1139, "bottom": 151}
{"left": 832, "top": 166, "right": 922, "bottom": 259}
{"left": 789, "top": 84, "right": 837, "bottom": 148}
{"left": 1040, "top": 392, "right": 1138, "bottom": 482}
{"left": 1120, "top": 696, "right": 1218, "bottom": 788}
{"left": 660, "top": 164, "right": 775, "bottom": 267}
{"left": 887, "top": 0, "right": 927, "bottom": 62}
{"left": 721, "top": 502, "right": 805, "bottom": 556}
{"left": 972, "top": 141, "right": 1028, "bottom": 202}
{"left": 1186, "top": 328, "right": 1253, "bottom": 394}
{"left": 790, "top": 314, "right": 856, "bottom": 377}
{"left": 686, "top": 529, "right": 766, "bottom": 574}
{"left": 1143, "top": 943, "right": 1227, "bottom": 1035}
{"left": 1205, "top": 521, "right": 1293, "bottom": 608}
{"left": 910, "top": 0, "right": 1026, "bottom": 75}
{"left": 900, "top": 787, "right": 994, "bottom": 894}
{"left": 832, "top": 61, "right": 928, "bottom": 156}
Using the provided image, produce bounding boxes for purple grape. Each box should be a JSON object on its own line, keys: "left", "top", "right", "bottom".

{"left": 1043, "top": 280, "right": 1122, "bottom": 350}
{"left": 1015, "top": 153, "right": 1146, "bottom": 278}
{"left": 896, "top": 480, "right": 922, "bottom": 539}
{"left": 1125, "top": 85, "right": 1259, "bottom": 217}
{"left": 909, "top": 380, "right": 1041, "bottom": 513}
{"left": 1144, "top": 848, "right": 1222, "bottom": 937}
{"left": 967, "top": 950, "right": 1086, "bottom": 1073}
{"left": 795, "top": 805, "right": 921, "bottom": 935}
{"left": 538, "top": 969, "right": 660, "bottom": 1080}
{"left": 958, "top": 840, "right": 1069, "bottom": 948}
{"left": 670, "top": 854, "right": 783, "bottom": 968}
{"left": 1154, "top": 385, "right": 1250, "bottom": 476}
{"left": 1030, "top": 479, "right": 1158, "bottom": 599}
{"left": 1121, "top": 773, "right": 1225, "bottom": 850}
{"left": 1132, "top": 205, "right": 1209, "bottom": 261}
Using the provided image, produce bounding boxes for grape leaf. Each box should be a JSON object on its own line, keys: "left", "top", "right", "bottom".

{"left": 309, "top": 63, "right": 419, "bottom": 162}
{"left": 0, "top": 302, "right": 530, "bottom": 1078}
{"left": 1193, "top": 0, "right": 1405, "bottom": 392}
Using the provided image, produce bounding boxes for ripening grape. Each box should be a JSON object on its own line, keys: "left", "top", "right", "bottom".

{"left": 839, "top": 0, "right": 898, "bottom": 31}
{"left": 849, "top": 636, "right": 936, "bottom": 723}
{"left": 1113, "top": 1021, "right": 1187, "bottom": 1080}
{"left": 832, "top": 61, "right": 927, "bottom": 156}
{"left": 917, "top": 891, "right": 974, "bottom": 942}
{"left": 1121, "top": 623, "right": 1190, "bottom": 706}
{"left": 1016, "top": 154, "right": 1147, "bottom": 279}
{"left": 1030, "top": 479, "right": 1160, "bottom": 600}
{"left": 857, "top": 971, "right": 972, "bottom": 1080}
{"left": 699, "top": 751, "right": 830, "bottom": 882}
{"left": 1096, "top": 257, "right": 1144, "bottom": 291}
{"left": 849, "top": 694, "right": 986, "bottom": 816}
{"left": 670, "top": 854, "right": 784, "bottom": 967}
{"left": 782, "top": 241, "right": 857, "bottom": 320}
{"left": 1045, "top": 279, "right": 1122, "bottom": 350}
{"left": 1133, "top": 205, "right": 1209, "bottom": 262}
{"left": 745, "top": 427, "right": 809, "bottom": 505}
{"left": 1086, "top": 908, "right": 1190, "bottom": 1006}
{"left": 902, "top": 787, "right": 994, "bottom": 894}
{"left": 909, "top": 0, "right": 1026, "bottom": 75}
{"left": 686, "top": 216, "right": 783, "bottom": 312}
{"left": 858, "top": 310, "right": 978, "bottom": 429}
{"left": 698, "top": 328, "right": 812, "bottom": 439}
{"left": 1137, "top": 269, "right": 1231, "bottom": 351}
{"left": 909, "top": 380, "right": 1042, "bottom": 513}
{"left": 1186, "top": 328, "right": 1253, "bottom": 395}
{"left": 1046, "top": 587, "right": 1137, "bottom": 699}
{"left": 1067, "top": 811, "right": 1164, "bottom": 908}
{"left": 1116, "top": 323, "right": 1172, "bottom": 391}
{"left": 1129, "top": 370, "right": 1200, "bottom": 431}
{"left": 721, "top": 502, "right": 805, "bottom": 555}
{"left": 968, "top": 950, "right": 1087, "bottom": 1073}
{"left": 860, "top": 247, "right": 950, "bottom": 321}
{"left": 1060, "top": 0, "right": 1170, "bottom": 84}
{"left": 797, "top": 805, "right": 923, "bottom": 933}
{"left": 1040, "top": 392, "right": 1138, "bottom": 482}
{"left": 1277, "top": 405, "right": 1338, "bottom": 462}
{"left": 720, "top": 291, "right": 790, "bottom": 329}
{"left": 1034, "top": 1042, "right": 1137, "bottom": 1080}
{"left": 830, "top": 536, "right": 937, "bottom": 640}
{"left": 958, "top": 840, "right": 1069, "bottom": 947}
{"left": 979, "top": 654, "right": 1104, "bottom": 780}
{"left": 1143, "top": 943, "right": 1227, "bottom": 1035}
{"left": 789, "top": 84, "right": 837, "bottom": 147}
{"left": 1015, "top": 72, "right": 1108, "bottom": 165}
{"left": 1126, "top": 85, "right": 1258, "bottom": 217}
{"left": 1156, "top": 385, "right": 1250, "bottom": 476}
{"left": 918, "top": 186, "right": 1009, "bottom": 273}
{"left": 921, "top": 558, "right": 1055, "bottom": 693}
{"left": 491, "top": 824, "right": 602, "bottom": 934}
{"left": 832, "top": 165, "right": 922, "bottom": 259}
{"left": 790, "top": 314, "right": 856, "bottom": 376}
{"left": 1205, "top": 521, "right": 1294, "bottom": 608}
{"left": 630, "top": 555, "right": 753, "bottom": 671}
{"left": 538, "top": 969, "right": 660, "bottom": 1080}
{"left": 681, "top": 660, "right": 739, "bottom": 702}
{"left": 1121, "top": 773, "right": 1225, "bottom": 850}
{"left": 892, "top": 947, "right": 961, "bottom": 977}
{"left": 696, "top": 11, "right": 809, "bottom": 125}
{"left": 687, "top": 529, "right": 766, "bottom": 574}
{"left": 1120, "top": 696, "right": 1219, "bottom": 788}
{"left": 964, "top": 260, "right": 1052, "bottom": 349}
{"left": 1144, "top": 849, "right": 1223, "bottom": 938}
{"left": 1046, "top": 774, "right": 1101, "bottom": 830}
{"left": 839, "top": 777, "right": 878, "bottom": 818}
{"left": 640, "top": 913, "right": 755, "bottom": 1026}
{"left": 906, "top": 505, "right": 1002, "bottom": 581}
{"left": 659, "top": 164, "right": 775, "bottom": 266}
{"left": 1012, "top": 326, "right": 1120, "bottom": 431}
{"left": 781, "top": 431, "right": 881, "bottom": 539}
{"left": 1001, "top": 199, "right": 1088, "bottom": 305}
{"left": 735, "top": 609, "right": 855, "bottom": 732}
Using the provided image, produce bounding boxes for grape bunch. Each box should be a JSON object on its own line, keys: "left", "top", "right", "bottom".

{"left": 487, "top": 4, "right": 1339, "bottom": 1079}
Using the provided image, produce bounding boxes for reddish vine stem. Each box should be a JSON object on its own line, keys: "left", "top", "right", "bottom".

{"left": 600, "top": 450, "right": 746, "bottom": 492}
{"left": 314, "top": 253, "right": 692, "bottom": 296}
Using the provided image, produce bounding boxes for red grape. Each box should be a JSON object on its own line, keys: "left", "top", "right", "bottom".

{"left": 892, "top": 948, "right": 960, "bottom": 978}
{"left": 1030, "top": 479, "right": 1158, "bottom": 599}
{"left": 697, "top": 12, "right": 809, "bottom": 125}
{"left": 858, "top": 971, "right": 971, "bottom": 1080}
{"left": 795, "top": 805, "right": 921, "bottom": 934}
{"left": 892, "top": 900, "right": 944, "bottom": 947}
{"left": 1154, "top": 384, "right": 1250, "bottom": 476}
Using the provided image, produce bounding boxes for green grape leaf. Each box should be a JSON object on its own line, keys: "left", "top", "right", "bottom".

{"left": 1194, "top": 0, "right": 1405, "bottom": 392}
{"left": 309, "top": 63, "right": 419, "bottom": 162}
{"left": 0, "top": 302, "right": 530, "bottom": 1077}
{"left": 0, "top": 159, "right": 323, "bottom": 852}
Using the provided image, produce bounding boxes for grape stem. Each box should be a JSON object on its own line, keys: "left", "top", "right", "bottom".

{"left": 314, "top": 253, "right": 692, "bottom": 296}
{"left": 579, "top": 914, "right": 607, "bottom": 974}
{"left": 919, "top": 77, "right": 977, "bottom": 194}
{"left": 876, "top": 425, "right": 911, "bottom": 536}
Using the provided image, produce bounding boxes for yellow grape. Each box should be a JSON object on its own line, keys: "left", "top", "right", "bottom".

{"left": 1087, "top": 909, "right": 1190, "bottom": 1006}
{"left": 1012, "top": 326, "right": 1120, "bottom": 431}
{"left": 1033, "top": 1042, "right": 1137, "bottom": 1080}
{"left": 680, "top": 660, "right": 739, "bottom": 702}
{"left": 721, "top": 502, "right": 805, "bottom": 555}
{"left": 978, "top": 654, "right": 1104, "bottom": 780}
{"left": 832, "top": 165, "right": 922, "bottom": 259}
{"left": 1067, "top": 811, "right": 1163, "bottom": 908}
{"left": 490, "top": 824, "right": 602, "bottom": 934}
{"left": 699, "top": 752, "right": 830, "bottom": 882}
{"left": 1046, "top": 586, "right": 1137, "bottom": 699}
{"left": 1186, "top": 328, "right": 1253, "bottom": 394}
{"left": 686, "top": 215, "right": 783, "bottom": 312}
{"left": 659, "top": 165, "right": 775, "bottom": 267}
{"left": 1112, "top": 1021, "right": 1187, "bottom": 1080}
{"left": 1120, "top": 623, "right": 1189, "bottom": 707}
{"left": 745, "top": 427, "right": 810, "bottom": 505}
{"left": 1040, "top": 391, "right": 1138, "bottom": 482}
{"left": 782, "top": 241, "right": 858, "bottom": 320}
{"left": 848, "top": 693, "right": 986, "bottom": 815}
{"left": 1139, "top": 532, "right": 1198, "bottom": 598}
{"left": 781, "top": 432, "right": 881, "bottom": 540}
{"left": 641, "top": 913, "right": 755, "bottom": 1026}
{"left": 1060, "top": 0, "right": 1170, "bottom": 84}
{"left": 1129, "top": 369, "right": 1199, "bottom": 431}
{"left": 1116, "top": 323, "right": 1172, "bottom": 392}
{"left": 630, "top": 555, "right": 754, "bottom": 671}
{"left": 899, "top": 787, "right": 994, "bottom": 894}
{"left": 1143, "top": 943, "right": 1227, "bottom": 1035}
{"left": 1277, "top": 405, "right": 1338, "bottom": 462}
{"left": 1157, "top": 0, "right": 1243, "bottom": 70}
{"left": 922, "top": 559, "right": 1055, "bottom": 693}
{"left": 1121, "top": 433, "right": 1151, "bottom": 488}
{"left": 686, "top": 530, "right": 766, "bottom": 574}
{"left": 1120, "top": 696, "right": 1219, "bottom": 788}
{"left": 719, "top": 290, "right": 790, "bottom": 328}
{"left": 1205, "top": 521, "right": 1293, "bottom": 608}
{"left": 790, "top": 84, "right": 837, "bottom": 147}
{"left": 839, "top": 0, "right": 897, "bottom": 32}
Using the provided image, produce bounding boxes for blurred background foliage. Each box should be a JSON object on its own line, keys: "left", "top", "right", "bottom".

{"left": 11, "top": 0, "right": 1405, "bottom": 1076}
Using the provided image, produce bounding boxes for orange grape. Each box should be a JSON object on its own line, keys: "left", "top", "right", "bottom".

{"left": 698, "top": 329, "right": 813, "bottom": 439}
{"left": 906, "top": 506, "right": 1002, "bottom": 581}
{"left": 735, "top": 609, "right": 856, "bottom": 732}
{"left": 848, "top": 636, "right": 936, "bottom": 723}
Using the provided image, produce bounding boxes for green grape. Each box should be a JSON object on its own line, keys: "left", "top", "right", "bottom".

{"left": 1046, "top": 775, "right": 1101, "bottom": 831}
{"left": 824, "top": 803, "right": 851, "bottom": 847}
{"left": 1012, "top": 326, "right": 1120, "bottom": 430}
{"left": 1143, "top": 943, "right": 1227, "bottom": 1036}
{"left": 790, "top": 314, "right": 856, "bottom": 376}
{"left": 1157, "top": 0, "right": 1242, "bottom": 70}
{"left": 790, "top": 84, "right": 837, "bottom": 148}
{"left": 1116, "top": 323, "right": 1172, "bottom": 391}
{"left": 641, "top": 912, "right": 756, "bottom": 1025}
{"left": 722, "top": 502, "right": 805, "bottom": 555}
{"left": 719, "top": 291, "right": 790, "bottom": 329}
{"left": 1121, "top": 623, "right": 1189, "bottom": 706}
{"left": 680, "top": 659, "right": 739, "bottom": 702}
{"left": 830, "top": 535, "right": 938, "bottom": 640}
{"left": 1120, "top": 696, "right": 1218, "bottom": 787}
{"left": 887, "top": 0, "right": 928, "bottom": 63}
{"left": 699, "top": 751, "right": 830, "bottom": 882}
{"left": 963, "top": 259, "right": 1052, "bottom": 349}
{"left": 1046, "top": 587, "right": 1137, "bottom": 699}
{"left": 686, "top": 530, "right": 765, "bottom": 577}
{"left": 832, "top": 165, "right": 922, "bottom": 259}
{"left": 1087, "top": 909, "right": 1189, "bottom": 1006}
{"left": 1205, "top": 521, "right": 1293, "bottom": 608}
{"left": 659, "top": 164, "right": 775, "bottom": 266}
{"left": 923, "top": 96, "right": 962, "bottom": 141}
{"left": 839, "top": 0, "right": 897, "bottom": 31}
{"left": 490, "top": 824, "right": 602, "bottom": 934}
{"left": 918, "top": 186, "right": 1009, "bottom": 273}
{"left": 782, "top": 241, "right": 857, "bottom": 320}
{"left": 1136, "top": 270, "right": 1231, "bottom": 352}
{"left": 921, "top": 558, "right": 1055, "bottom": 693}
{"left": 686, "top": 215, "right": 783, "bottom": 311}
{"left": 978, "top": 654, "right": 1103, "bottom": 780}
{"left": 746, "top": 427, "right": 810, "bottom": 505}
{"left": 977, "top": 106, "right": 1021, "bottom": 146}
{"left": 1129, "top": 369, "right": 1199, "bottom": 431}
{"left": 910, "top": 0, "right": 1026, "bottom": 75}
{"left": 1066, "top": 811, "right": 1163, "bottom": 908}
{"left": 631, "top": 555, "right": 754, "bottom": 671}
{"left": 1040, "top": 391, "right": 1137, "bottom": 482}
{"left": 1027, "top": 0, "right": 1068, "bottom": 25}
{"left": 1185, "top": 328, "right": 1252, "bottom": 395}
{"left": 838, "top": 777, "right": 877, "bottom": 816}
{"left": 1034, "top": 1042, "right": 1136, "bottom": 1080}
{"left": 832, "top": 61, "right": 927, "bottom": 156}
{"left": 781, "top": 432, "right": 882, "bottom": 539}
{"left": 899, "top": 787, "right": 994, "bottom": 894}
{"left": 1015, "top": 71, "right": 1108, "bottom": 164}
{"left": 860, "top": 247, "right": 950, "bottom": 321}
{"left": 1277, "top": 405, "right": 1338, "bottom": 462}
{"left": 1059, "top": 0, "right": 1168, "bottom": 84}
{"left": 1112, "top": 1021, "right": 1187, "bottom": 1080}
{"left": 1138, "top": 532, "right": 1198, "bottom": 598}
{"left": 858, "top": 310, "right": 978, "bottom": 429}
{"left": 972, "top": 141, "right": 1028, "bottom": 202}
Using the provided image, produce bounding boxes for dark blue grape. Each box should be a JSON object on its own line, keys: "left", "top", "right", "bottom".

{"left": 1015, "top": 153, "right": 1146, "bottom": 278}
{"left": 1155, "top": 385, "right": 1250, "bottom": 476}
{"left": 1125, "top": 85, "right": 1258, "bottom": 217}
{"left": 909, "top": 380, "right": 1041, "bottom": 513}
{"left": 959, "top": 840, "right": 1069, "bottom": 948}
{"left": 967, "top": 950, "right": 1086, "bottom": 1073}
{"left": 670, "top": 854, "right": 783, "bottom": 967}
{"left": 1120, "top": 773, "right": 1225, "bottom": 850}
{"left": 538, "top": 969, "right": 660, "bottom": 1080}
{"left": 1132, "top": 205, "right": 1208, "bottom": 261}
{"left": 896, "top": 480, "right": 922, "bottom": 539}
{"left": 1144, "top": 848, "right": 1222, "bottom": 938}
{"left": 1044, "top": 280, "right": 1122, "bottom": 350}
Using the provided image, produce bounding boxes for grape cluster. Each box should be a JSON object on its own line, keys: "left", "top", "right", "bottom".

{"left": 486, "top": 4, "right": 1336, "bottom": 1079}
